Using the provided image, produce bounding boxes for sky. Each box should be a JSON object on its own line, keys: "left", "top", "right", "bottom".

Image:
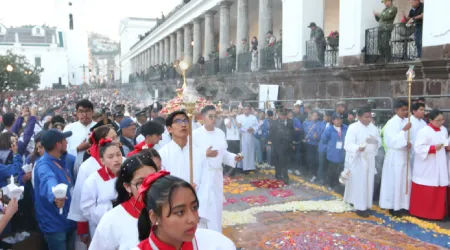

{"left": 0, "top": 0, "right": 180, "bottom": 40}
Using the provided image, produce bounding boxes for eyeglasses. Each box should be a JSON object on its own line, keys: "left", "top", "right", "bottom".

{"left": 173, "top": 119, "right": 189, "bottom": 125}
{"left": 77, "top": 109, "right": 93, "bottom": 114}
{"left": 208, "top": 114, "right": 217, "bottom": 119}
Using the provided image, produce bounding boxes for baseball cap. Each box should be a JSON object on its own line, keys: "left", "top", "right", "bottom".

{"left": 41, "top": 129, "right": 72, "bottom": 149}
{"left": 294, "top": 100, "right": 303, "bottom": 106}
{"left": 307, "top": 22, "right": 316, "bottom": 28}
{"left": 120, "top": 117, "right": 136, "bottom": 129}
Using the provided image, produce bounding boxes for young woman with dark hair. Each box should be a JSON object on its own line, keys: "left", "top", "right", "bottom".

{"left": 89, "top": 152, "right": 158, "bottom": 250}
{"left": 80, "top": 140, "right": 122, "bottom": 237}
{"left": 134, "top": 171, "right": 236, "bottom": 250}
{"left": 68, "top": 125, "right": 119, "bottom": 245}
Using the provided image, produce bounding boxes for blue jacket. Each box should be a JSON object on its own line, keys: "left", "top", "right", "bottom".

{"left": 11, "top": 116, "right": 37, "bottom": 156}
{"left": 303, "top": 120, "right": 321, "bottom": 146}
{"left": 318, "top": 121, "right": 331, "bottom": 153}
{"left": 0, "top": 153, "right": 23, "bottom": 188}
{"left": 34, "top": 152, "right": 76, "bottom": 234}
{"left": 258, "top": 119, "right": 271, "bottom": 140}
{"left": 320, "top": 125, "right": 348, "bottom": 164}
{"left": 293, "top": 118, "right": 303, "bottom": 143}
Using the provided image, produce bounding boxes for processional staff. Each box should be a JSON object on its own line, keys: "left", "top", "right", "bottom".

{"left": 405, "top": 65, "right": 415, "bottom": 195}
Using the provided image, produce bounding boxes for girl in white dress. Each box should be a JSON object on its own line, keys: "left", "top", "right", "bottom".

{"left": 134, "top": 171, "right": 236, "bottom": 250}
{"left": 80, "top": 140, "right": 122, "bottom": 237}
{"left": 89, "top": 151, "right": 158, "bottom": 250}
{"left": 68, "top": 125, "right": 118, "bottom": 246}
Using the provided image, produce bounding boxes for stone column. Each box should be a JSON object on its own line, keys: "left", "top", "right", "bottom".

{"left": 204, "top": 11, "right": 216, "bottom": 60}
{"left": 170, "top": 34, "right": 176, "bottom": 63}
{"left": 164, "top": 37, "right": 170, "bottom": 64}
{"left": 150, "top": 46, "right": 154, "bottom": 66}
{"left": 282, "top": 0, "right": 324, "bottom": 68}
{"left": 155, "top": 44, "right": 159, "bottom": 65}
{"left": 219, "top": 1, "right": 232, "bottom": 59}
{"left": 258, "top": 0, "right": 273, "bottom": 50}
{"left": 159, "top": 41, "right": 164, "bottom": 65}
{"left": 184, "top": 24, "right": 193, "bottom": 63}
{"left": 236, "top": 0, "right": 249, "bottom": 54}
{"left": 193, "top": 18, "right": 203, "bottom": 64}
{"left": 176, "top": 29, "right": 184, "bottom": 60}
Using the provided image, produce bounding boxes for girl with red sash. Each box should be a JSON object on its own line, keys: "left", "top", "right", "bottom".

{"left": 134, "top": 172, "right": 236, "bottom": 250}
{"left": 80, "top": 140, "right": 122, "bottom": 237}
{"left": 90, "top": 151, "right": 158, "bottom": 250}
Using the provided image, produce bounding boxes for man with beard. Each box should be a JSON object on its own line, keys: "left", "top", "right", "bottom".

{"left": 34, "top": 129, "right": 76, "bottom": 250}
{"left": 267, "top": 104, "right": 295, "bottom": 184}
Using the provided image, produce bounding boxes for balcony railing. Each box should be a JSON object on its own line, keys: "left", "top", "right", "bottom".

{"left": 237, "top": 52, "right": 252, "bottom": 73}
{"left": 305, "top": 41, "right": 338, "bottom": 68}
{"left": 219, "top": 57, "right": 236, "bottom": 75}
{"left": 364, "top": 22, "right": 419, "bottom": 64}
{"left": 205, "top": 58, "right": 219, "bottom": 76}
{"left": 260, "top": 46, "right": 282, "bottom": 70}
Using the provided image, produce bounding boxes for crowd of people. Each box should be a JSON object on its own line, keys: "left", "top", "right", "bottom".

{"left": 0, "top": 87, "right": 448, "bottom": 250}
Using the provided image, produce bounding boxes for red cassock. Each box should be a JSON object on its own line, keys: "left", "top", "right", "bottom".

{"left": 410, "top": 183, "right": 447, "bottom": 220}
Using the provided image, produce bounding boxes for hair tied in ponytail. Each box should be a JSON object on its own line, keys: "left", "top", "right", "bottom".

{"left": 99, "top": 138, "right": 112, "bottom": 146}
{"left": 138, "top": 171, "right": 170, "bottom": 199}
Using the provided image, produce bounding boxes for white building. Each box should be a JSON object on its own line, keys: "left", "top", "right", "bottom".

{"left": 0, "top": 24, "right": 69, "bottom": 89}
{"left": 119, "top": 17, "right": 157, "bottom": 84}
{"left": 122, "top": 0, "right": 449, "bottom": 77}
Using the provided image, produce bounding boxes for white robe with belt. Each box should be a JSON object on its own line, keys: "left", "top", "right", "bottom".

{"left": 344, "top": 121, "right": 381, "bottom": 211}
{"left": 193, "top": 126, "right": 236, "bottom": 233}
{"left": 236, "top": 114, "right": 258, "bottom": 171}
{"left": 379, "top": 115, "right": 411, "bottom": 211}
{"left": 64, "top": 121, "right": 96, "bottom": 179}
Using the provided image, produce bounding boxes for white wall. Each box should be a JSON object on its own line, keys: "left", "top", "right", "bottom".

{"left": 423, "top": 0, "right": 450, "bottom": 47}
{"left": 0, "top": 45, "right": 68, "bottom": 89}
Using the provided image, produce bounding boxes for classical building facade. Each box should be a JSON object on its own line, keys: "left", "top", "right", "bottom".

{"left": 120, "top": 0, "right": 450, "bottom": 108}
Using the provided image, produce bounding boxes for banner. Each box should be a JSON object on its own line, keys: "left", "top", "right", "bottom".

{"left": 258, "top": 84, "right": 279, "bottom": 110}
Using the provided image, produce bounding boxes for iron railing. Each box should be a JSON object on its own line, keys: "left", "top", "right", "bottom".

{"left": 237, "top": 52, "right": 252, "bottom": 73}
{"left": 305, "top": 41, "right": 338, "bottom": 68}
{"left": 259, "top": 46, "right": 282, "bottom": 70}
{"left": 219, "top": 57, "right": 236, "bottom": 74}
{"left": 364, "top": 22, "right": 419, "bottom": 64}
{"left": 205, "top": 58, "right": 219, "bottom": 76}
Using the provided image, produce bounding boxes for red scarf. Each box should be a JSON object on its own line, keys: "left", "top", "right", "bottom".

{"left": 97, "top": 166, "right": 117, "bottom": 181}
{"left": 89, "top": 142, "right": 102, "bottom": 167}
{"left": 121, "top": 196, "right": 144, "bottom": 219}
{"left": 428, "top": 123, "right": 441, "bottom": 132}
{"left": 127, "top": 141, "right": 154, "bottom": 157}
{"left": 137, "top": 230, "right": 198, "bottom": 250}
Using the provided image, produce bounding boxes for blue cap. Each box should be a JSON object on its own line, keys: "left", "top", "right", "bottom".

{"left": 41, "top": 129, "right": 72, "bottom": 149}
{"left": 332, "top": 113, "right": 342, "bottom": 120}
{"left": 120, "top": 117, "right": 136, "bottom": 129}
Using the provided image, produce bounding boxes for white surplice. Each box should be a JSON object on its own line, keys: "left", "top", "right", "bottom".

{"left": 413, "top": 125, "right": 449, "bottom": 187}
{"left": 80, "top": 171, "right": 117, "bottom": 236}
{"left": 379, "top": 115, "right": 411, "bottom": 211}
{"left": 236, "top": 114, "right": 258, "bottom": 171}
{"left": 158, "top": 138, "right": 205, "bottom": 187}
{"left": 410, "top": 115, "right": 427, "bottom": 168}
{"left": 64, "top": 121, "right": 96, "bottom": 179}
{"left": 343, "top": 121, "right": 381, "bottom": 211}
{"left": 193, "top": 126, "right": 237, "bottom": 233}
{"left": 89, "top": 204, "right": 139, "bottom": 250}
{"left": 68, "top": 157, "right": 101, "bottom": 223}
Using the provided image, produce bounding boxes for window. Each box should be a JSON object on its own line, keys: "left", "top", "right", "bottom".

{"left": 35, "top": 57, "right": 41, "bottom": 67}
{"left": 36, "top": 28, "right": 41, "bottom": 34}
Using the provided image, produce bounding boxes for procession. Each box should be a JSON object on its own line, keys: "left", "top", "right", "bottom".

{"left": 2, "top": 0, "right": 450, "bottom": 249}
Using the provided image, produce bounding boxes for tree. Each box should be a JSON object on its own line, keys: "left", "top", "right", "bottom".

{"left": 0, "top": 50, "right": 43, "bottom": 92}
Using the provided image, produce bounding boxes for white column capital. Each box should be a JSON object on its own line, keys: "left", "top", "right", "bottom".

{"left": 220, "top": 1, "right": 233, "bottom": 8}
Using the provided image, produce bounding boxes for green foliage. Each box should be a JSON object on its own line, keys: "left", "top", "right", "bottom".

{"left": 0, "top": 50, "right": 43, "bottom": 92}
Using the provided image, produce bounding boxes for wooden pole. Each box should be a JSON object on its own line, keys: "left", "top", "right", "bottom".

{"left": 405, "top": 65, "right": 415, "bottom": 194}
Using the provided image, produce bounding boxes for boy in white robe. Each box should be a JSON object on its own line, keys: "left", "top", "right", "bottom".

{"left": 379, "top": 100, "right": 412, "bottom": 215}
{"left": 344, "top": 107, "right": 381, "bottom": 218}
{"left": 236, "top": 104, "right": 258, "bottom": 172}
{"left": 409, "top": 102, "right": 427, "bottom": 169}
{"left": 193, "top": 105, "right": 242, "bottom": 233}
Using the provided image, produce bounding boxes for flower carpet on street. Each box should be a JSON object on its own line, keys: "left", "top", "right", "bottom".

{"left": 222, "top": 169, "right": 450, "bottom": 249}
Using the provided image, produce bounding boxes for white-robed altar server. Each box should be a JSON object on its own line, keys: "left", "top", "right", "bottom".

{"left": 158, "top": 110, "right": 206, "bottom": 189}
{"left": 236, "top": 104, "right": 258, "bottom": 172}
{"left": 410, "top": 109, "right": 450, "bottom": 220}
{"left": 379, "top": 100, "right": 412, "bottom": 215}
{"left": 134, "top": 172, "right": 236, "bottom": 250}
{"left": 89, "top": 153, "right": 158, "bottom": 250}
{"left": 80, "top": 140, "right": 122, "bottom": 236}
{"left": 343, "top": 107, "right": 381, "bottom": 218}
{"left": 68, "top": 125, "right": 119, "bottom": 247}
{"left": 409, "top": 102, "right": 427, "bottom": 168}
{"left": 193, "top": 106, "right": 243, "bottom": 233}
{"left": 63, "top": 99, "right": 96, "bottom": 179}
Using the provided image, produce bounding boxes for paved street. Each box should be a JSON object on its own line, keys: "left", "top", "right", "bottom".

{"left": 222, "top": 167, "right": 450, "bottom": 250}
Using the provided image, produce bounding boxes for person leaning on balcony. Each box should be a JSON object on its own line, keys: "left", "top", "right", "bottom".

{"left": 403, "top": 0, "right": 423, "bottom": 58}
{"left": 308, "top": 22, "right": 326, "bottom": 66}
{"left": 373, "top": 0, "right": 398, "bottom": 63}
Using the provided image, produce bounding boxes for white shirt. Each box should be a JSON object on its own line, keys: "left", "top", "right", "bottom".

{"left": 64, "top": 121, "right": 96, "bottom": 175}
{"left": 80, "top": 169, "right": 117, "bottom": 236}
{"left": 89, "top": 203, "right": 139, "bottom": 250}
{"left": 224, "top": 118, "right": 239, "bottom": 141}
{"left": 410, "top": 115, "right": 427, "bottom": 145}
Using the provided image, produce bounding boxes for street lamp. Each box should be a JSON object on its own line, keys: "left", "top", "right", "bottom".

{"left": 6, "top": 65, "right": 13, "bottom": 72}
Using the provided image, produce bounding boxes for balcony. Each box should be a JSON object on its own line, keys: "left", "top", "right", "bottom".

{"left": 305, "top": 41, "right": 338, "bottom": 68}
{"left": 364, "top": 22, "right": 419, "bottom": 64}
{"left": 237, "top": 51, "right": 252, "bottom": 73}
{"left": 260, "top": 46, "right": 282, "bottom": 70}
